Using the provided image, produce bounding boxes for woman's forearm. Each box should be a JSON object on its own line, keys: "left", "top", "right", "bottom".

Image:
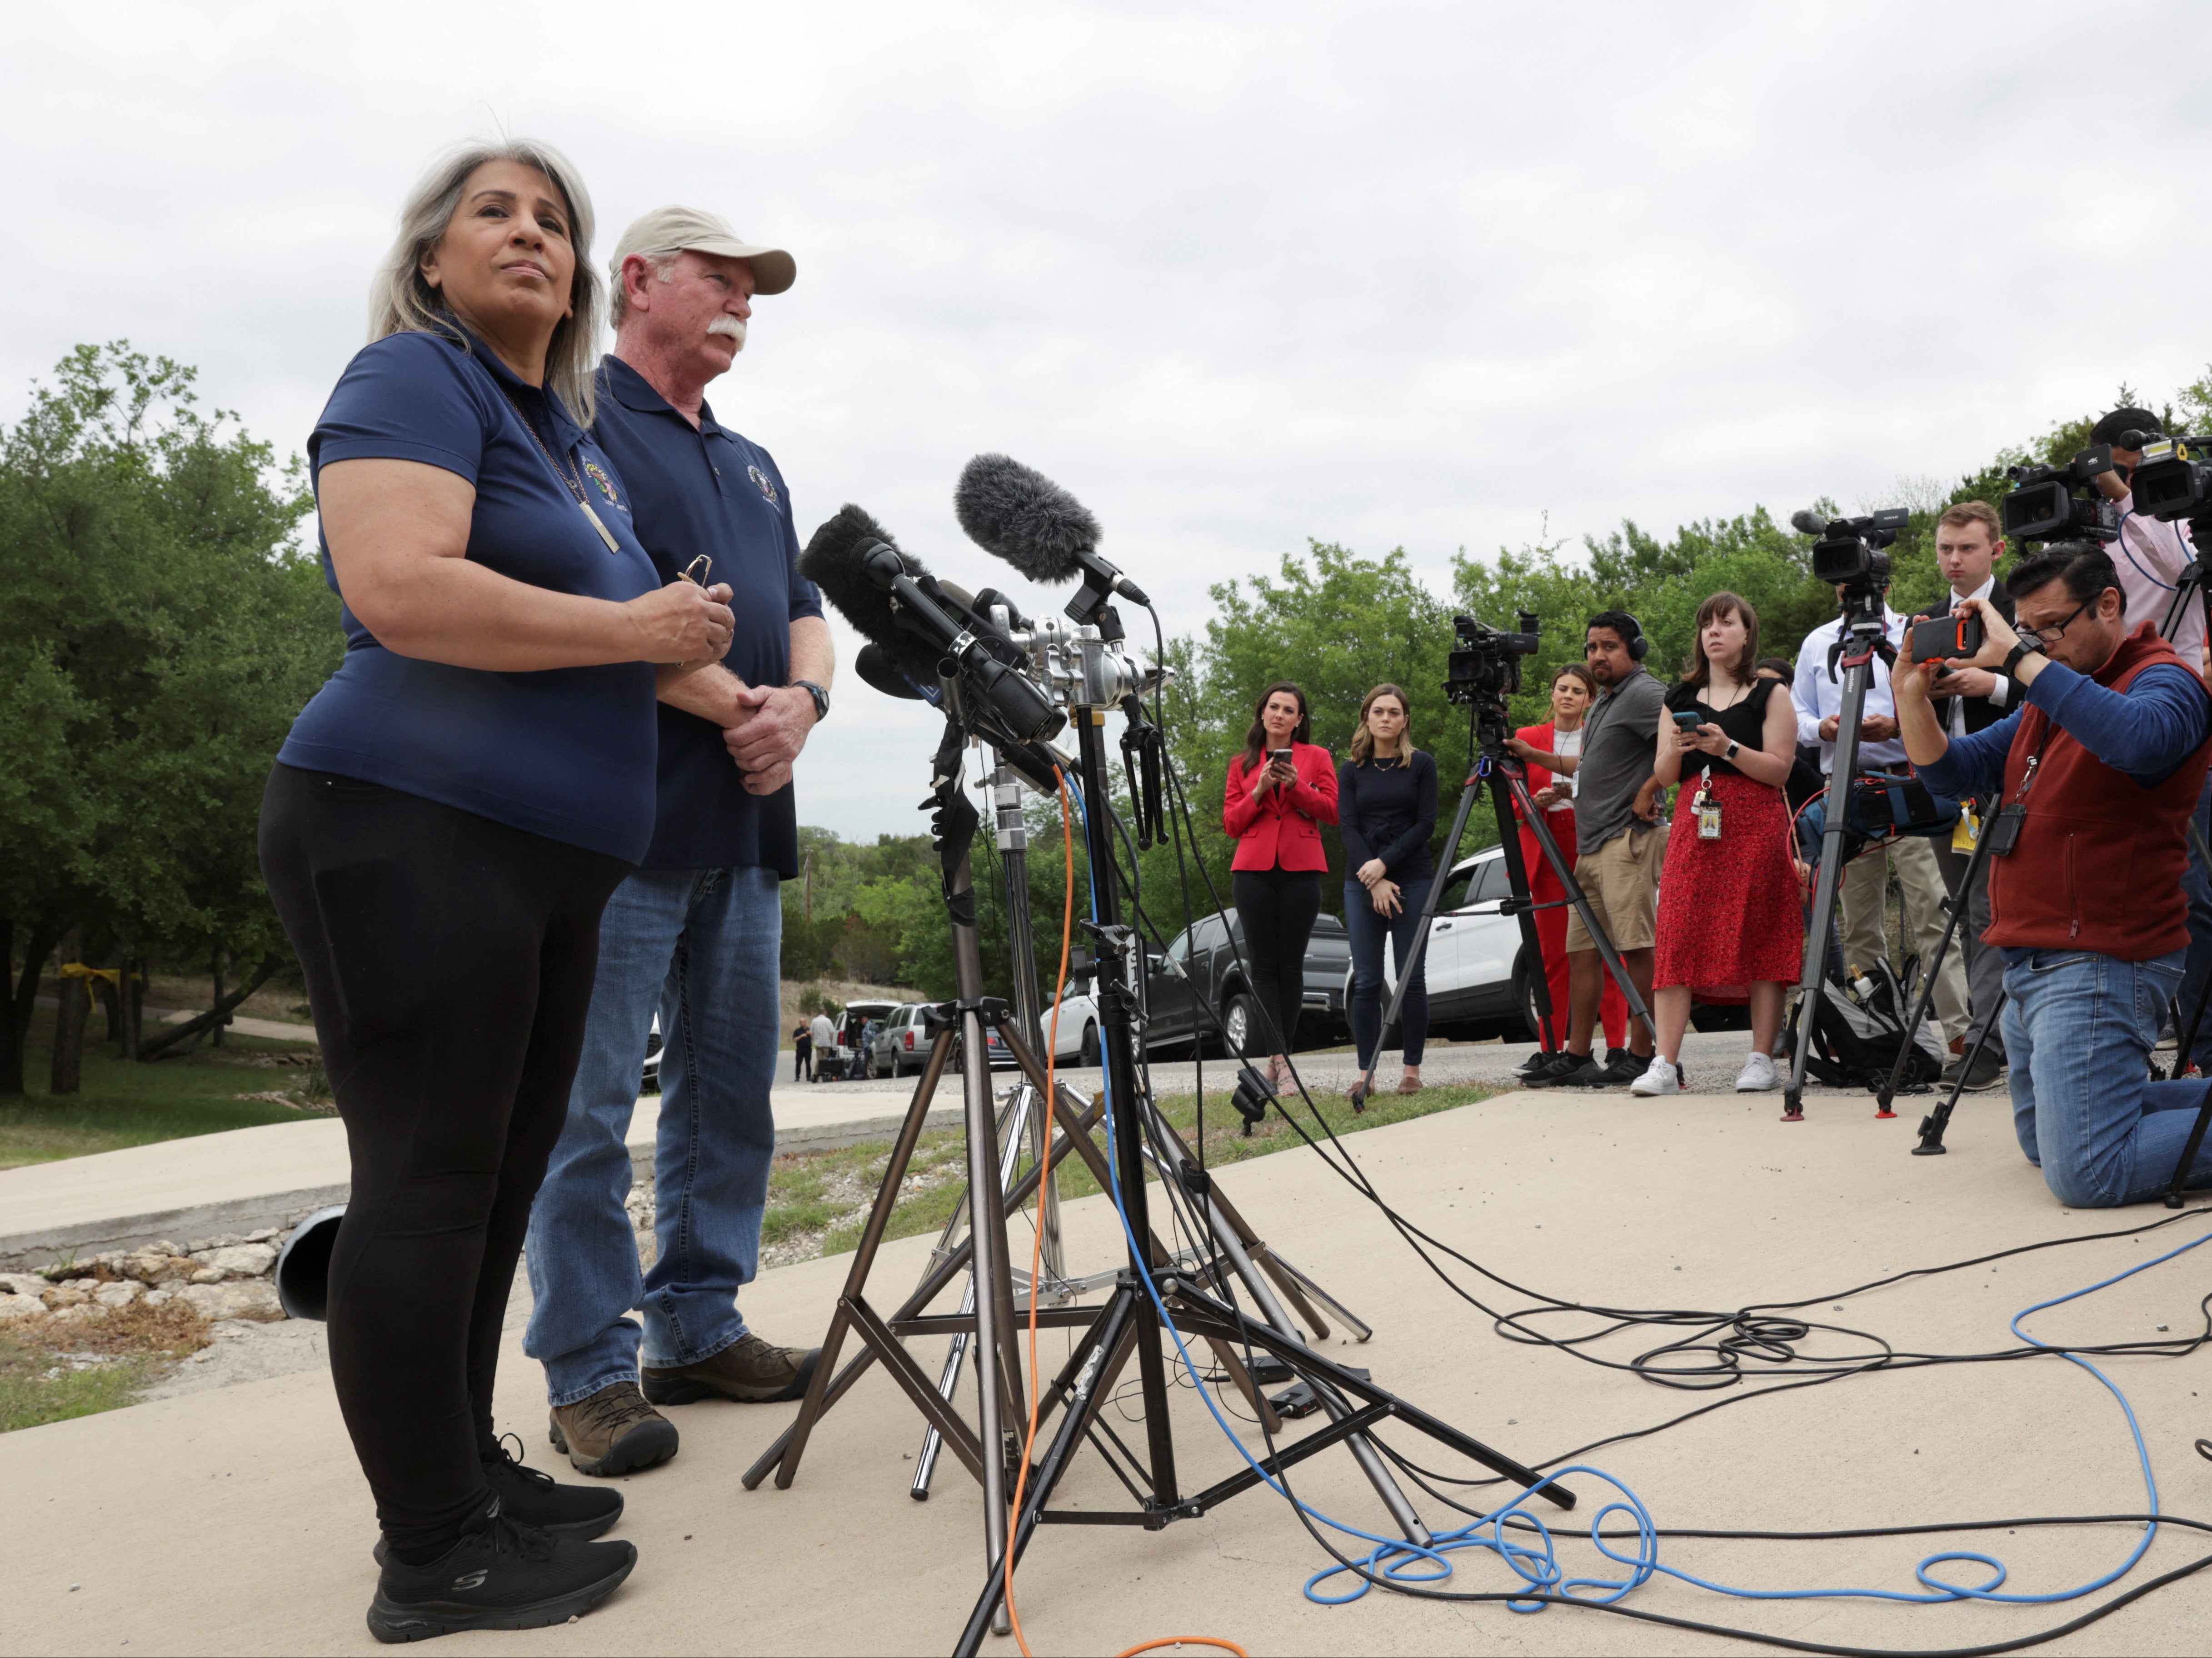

{"left": 355, "top": 555, "right": 645, "bottom": 669}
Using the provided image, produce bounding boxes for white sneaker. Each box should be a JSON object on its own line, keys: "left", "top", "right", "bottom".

{"left": 1735, "top": 1052, "right": 1777, "bottom": 1093}
{"left": 1628, "top": 1056, "right": 1684, "bottom": 1096}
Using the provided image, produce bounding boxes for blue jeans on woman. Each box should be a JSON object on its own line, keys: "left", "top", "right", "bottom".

{"left": 2002, "top": 945, "right": 2212, "bottom": 1207}
{"left": 523, "top": 865, "right": 782, "bottom": 1405}
{"left": 1346, "top": 876, "right": 1432, "bottom": 1069}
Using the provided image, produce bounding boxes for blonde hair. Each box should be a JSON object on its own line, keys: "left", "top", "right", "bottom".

{"left": 369, "top": 138, "right": 603, "bottom": 427}
{"left": 1350, "top": 683, "right": 1413, "bottom": 765}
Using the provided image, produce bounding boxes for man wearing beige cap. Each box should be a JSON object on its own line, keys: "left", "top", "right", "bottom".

{"left": 524, "top": 206, "right": 832, "bottom": 1478}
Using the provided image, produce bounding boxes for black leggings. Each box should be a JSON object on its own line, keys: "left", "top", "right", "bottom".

{"left": 1233, "top": 867, "right": 1322, "bottom": 1058}
{"left": 259, "top": 765, "right": 629, "bottom": 1548}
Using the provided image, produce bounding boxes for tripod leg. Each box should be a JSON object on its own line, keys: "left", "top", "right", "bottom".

{"left": 2164, "top": 1080, "right": 2212, "bottom": 1207}
{"left": 1490, "top": 777, "right": 1560, "bottom": 1050}
{"left": 754, "top": 1023, "right": 960, "bottom": 1490}
{"left": 1912, "top": 987, "right": 2004, "bottom": 1156}
{"left": 1509, "top": 770, "right": 1653, "bottom": 1032}
{"left": 1785, "top": 657, "right": 1872, "bottom": 1121}
{"left": 1877, "top": 822, "right": 1992, "bottom": 1117}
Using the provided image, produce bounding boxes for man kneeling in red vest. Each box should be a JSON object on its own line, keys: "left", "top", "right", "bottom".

{"left": 1897, "top": 542, "right": 2212, "bottom": 1205}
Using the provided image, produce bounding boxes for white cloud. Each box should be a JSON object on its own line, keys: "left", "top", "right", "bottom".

{"left": 8, "top": 0, "right": 2210, "bottom": 839}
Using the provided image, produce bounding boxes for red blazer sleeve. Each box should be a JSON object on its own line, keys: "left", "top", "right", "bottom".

{"left": 1282, "top": 743, "right": 1339, "bottom": 824}
{"left": 1223, "top": 755, "right": 1263, "bottom": 838}
{"left": 1511, "top": 723, "right": 1555, "bottom": 825}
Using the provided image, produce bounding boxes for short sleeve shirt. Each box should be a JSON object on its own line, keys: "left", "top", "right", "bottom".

{"left": 589, "top": 357, "right": 823, "bottom": 876}
{"left": 279, "top": 329, "right": 662, "bottom": 862}
{"left": 1574, "top": 667, "right": 1668, "bottom": 854}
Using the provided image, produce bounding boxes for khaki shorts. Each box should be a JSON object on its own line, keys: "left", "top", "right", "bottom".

{"left": 1563, "top": 823, "right": 1667, "bottom": 954}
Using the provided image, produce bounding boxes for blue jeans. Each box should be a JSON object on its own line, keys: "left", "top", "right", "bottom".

{"left": 524, "top": 865, "right": 782, "bottom": 1404}
{"left": 1346, "top": 876, "right": 1431, "bottom": 1068}
{"left": 2002, "top": 946, "right": 2212, "bottom": 1207}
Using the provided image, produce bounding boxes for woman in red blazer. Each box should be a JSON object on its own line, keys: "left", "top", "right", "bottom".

{"left": 1511, "top": 663, "right": 1626, "bottom": 1079}
{"left": 1222, "top": 681, "right": 1338, "bottom": 1082}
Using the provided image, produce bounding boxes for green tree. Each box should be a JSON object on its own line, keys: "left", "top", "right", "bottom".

{"left": 0, "top": 344, "right": 332, "bottom": 1090}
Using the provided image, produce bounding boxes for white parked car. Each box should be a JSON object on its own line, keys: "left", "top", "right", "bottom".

{"left": 1045, "top": 974, "right": 1104, "bottom": 1066}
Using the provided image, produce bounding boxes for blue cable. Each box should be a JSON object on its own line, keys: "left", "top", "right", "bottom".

{"left": 1063, "top": 773, "right": 2211, "bottom": 1620}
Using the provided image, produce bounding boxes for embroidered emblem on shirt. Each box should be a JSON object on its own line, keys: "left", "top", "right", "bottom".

{"left": 584, "top": 461, "right": 620, "bottom": 506}
{"left": 747, "top": 464, "right": 779, "bottom": 505}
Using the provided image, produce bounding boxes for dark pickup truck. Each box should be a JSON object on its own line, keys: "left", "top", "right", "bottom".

{"left": 1143, "top": 908, "right": 1350, "bottom": 1057}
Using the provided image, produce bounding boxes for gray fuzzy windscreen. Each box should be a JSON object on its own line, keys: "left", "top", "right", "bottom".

{"left": 953, "top": 453, "right": 1100, "bottom": 583}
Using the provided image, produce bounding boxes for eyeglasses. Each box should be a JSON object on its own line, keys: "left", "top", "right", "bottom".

{"left": 681, "top": 555, "right": 714, "bottom": 586}
{"left": 2017, "top": 598, "right": 2090, "bottom": 651}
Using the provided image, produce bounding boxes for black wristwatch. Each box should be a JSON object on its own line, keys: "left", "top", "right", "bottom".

{"left": 2000, "top": 641, "right": 2041, "bottom": 680}
{"left": 791, "top": 679, "right": 830, "bottom": 721}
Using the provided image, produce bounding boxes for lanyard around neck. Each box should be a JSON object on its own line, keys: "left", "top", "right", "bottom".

{"left": 494, "top": 384, "right": 620, "bottom": 555}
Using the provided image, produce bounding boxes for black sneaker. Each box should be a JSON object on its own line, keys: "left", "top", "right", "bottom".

{"left": 1514, "top": 1049, "right": 1559, "bottom": 1080}
{"left": 1549, "top": 1053, "right": 1611, "bottom": 1087}
{"left": 366, "top": 1500, "right": 635, "bottom": 1644}
{"left": 1940, "top": 1047, "right": 2007, "bottom": 1092}
{"left": 1526, "top": 1051, "right": 1596, "bottom": 1088}
{"left": 1595, "top": 1050, "right": 1649, "bottom": 1086}
{"left": 374, "top": 1438, "right": 623, "bottom": 1565}
{"left": 1517, "top": 1051, "right": 1577, "bottom": 1086}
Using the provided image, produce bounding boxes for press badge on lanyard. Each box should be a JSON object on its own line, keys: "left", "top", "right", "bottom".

{"left": 1693, "top": 777, "right": 1723, "bottom": 840}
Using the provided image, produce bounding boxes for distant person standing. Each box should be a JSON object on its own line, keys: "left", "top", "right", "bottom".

{"left": 810, "top": 1008, "right": 837, "bottom": 1081}
{"left": 260, "top": 139, "right": 736, "bottom": 1637}
{"left": 1511, "top": 663, "right": 1628, "bottom": 1084}
{"left": 1338, "top": 685, "right": 1438, "bottom": 1095}
{"left": 524, "top": 204, "right": 829, "bottom": 1484}
{"left": 1223, "top": 682, "right": 1338, "bottom": 1083}
{"left": 792, "top": 1021, "right": 812, "bottom": 1082}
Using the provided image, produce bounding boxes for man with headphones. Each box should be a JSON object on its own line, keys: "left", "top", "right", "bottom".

{"left": 1507, "top": 611, "right": 1665, "bottom": 1086}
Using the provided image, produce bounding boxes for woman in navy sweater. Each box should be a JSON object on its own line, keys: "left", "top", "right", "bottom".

{"left": 1338, "top": 685, "right": 1438, "bottom": 1093}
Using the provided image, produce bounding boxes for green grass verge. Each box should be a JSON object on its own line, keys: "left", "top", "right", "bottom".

{"left": 0, "top": 1334, "right": 151, "bottom": 1433}
{"left": 2, "top": 1005, "right": 322, "bottom": 1170}
{"left": 764, "top": 1077, "right": 1493, "bottom": 1266}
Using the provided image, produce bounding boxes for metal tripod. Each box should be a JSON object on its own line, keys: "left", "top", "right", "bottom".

{"left": 1783, "top": 602, "right": 1894, "bottom": 1122}
{"left": 954, "top": 705, "right": 1569, "bottom": 1656}
{"left": 1877, "top": 800, "right": 1999, "bottom": 1123}
{"left": 1348, "top": 707, "right": 1653, "bottom": 1109}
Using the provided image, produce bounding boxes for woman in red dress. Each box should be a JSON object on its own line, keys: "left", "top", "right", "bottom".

{"left": 1511, "top": 663, "right": 1627, "bottom": 1081}
{"left": 1633, "top": 592, "right": 1804, "bottom": 1097}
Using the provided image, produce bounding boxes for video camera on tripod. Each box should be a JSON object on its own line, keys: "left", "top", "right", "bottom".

{"left": 2132, "top": 434, "right": 2212, "bottom": 529}
{"left": 2001, "top": 446, "right": 2123, "bottom": 544}
{"left": 1445, "top": 610, "right": 1541, "bottom": 727}
{"left": 1804, "top": 507, "right": 1909, "bottom": 609}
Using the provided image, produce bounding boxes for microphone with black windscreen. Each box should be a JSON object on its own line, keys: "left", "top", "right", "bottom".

{"left": 798, "top": 504, "right": 1063, "bottom": 743}
{"left": 854, "top": 642, "right": 939, "bottom": 705}
{"left": 954, "top": 453, "right": 1150, "bottom": 622}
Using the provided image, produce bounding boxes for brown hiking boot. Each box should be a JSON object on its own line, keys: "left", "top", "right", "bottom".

{"left": 547, "top": 1380, "right": 679, "bottom": 1478}
{"left": 641, "top": 1332, "right": 821, "bottom": 1405}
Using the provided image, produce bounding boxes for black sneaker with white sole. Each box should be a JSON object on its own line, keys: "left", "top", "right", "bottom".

{"left": 1518, "top": 1051, "right": 1583, "bottom": 1087}
{"left": 366, "top": 1500, "right": 635, "bottom": 1644}
{"left": 373, "top": 1438, "right": 623, "bottom": 1565}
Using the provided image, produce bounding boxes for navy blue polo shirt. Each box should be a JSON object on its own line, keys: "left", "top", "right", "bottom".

{"left": 589, "top": 356, "right": 822, "bottom": 876}
{"left": 280, "top": 329, "right": 663, "bottom": 862}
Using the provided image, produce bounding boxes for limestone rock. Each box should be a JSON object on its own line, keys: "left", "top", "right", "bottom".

{"left": 124, "top": 1253, "right": 199, "bottom": 1285}
{"left": 191, "top": 1243, "right": 277, "bottom": 1279}
{"left": 180, "top": 1280, "right": 283, "bottom": 1322}
{"left": 0, "top": 1273, "right": 49, "bottom": 1298}
{"left": 94, "top": 1280, "right": 145, "bottom": 1310}
{"left": 0, "top": 1293, "right": 46, "bottom": 1324}
{"left": 142, "top": 1288, "right": 175, "bottom": 1309}
{"left": 47, "top": 1302, "right": 108, "bottom": 1327}
{"left": 189, "top": 1268, "right": 225, "bottom": 1285}
{"left": 40, "top": 1286, "right": 89, "bottom": 1309}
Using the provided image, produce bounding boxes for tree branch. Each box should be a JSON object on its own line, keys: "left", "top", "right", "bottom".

{"left": 137, "top": 954, "right": 285, "bottom": 1061}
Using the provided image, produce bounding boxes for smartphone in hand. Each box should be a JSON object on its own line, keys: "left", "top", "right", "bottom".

{"left": 1910, "top": 613, "right": 1984, "bottom": 665}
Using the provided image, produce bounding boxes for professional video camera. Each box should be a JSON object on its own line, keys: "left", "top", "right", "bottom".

{"left": 1444, "top": 611, "right": 1542, "bottom": 709}
{"left": 1803, "top": 508, "right": 1908, "bottom": 619}
{"left": 2131, "top": 435, "right": 2212, "bottom": 528}
{"left": 2000, "top": 446, "right": 2122, "bottom": 543}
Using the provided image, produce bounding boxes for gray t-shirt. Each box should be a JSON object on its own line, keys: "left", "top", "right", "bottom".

{"left": 1573, "top": 666, "right": 1667, "bottom": 855}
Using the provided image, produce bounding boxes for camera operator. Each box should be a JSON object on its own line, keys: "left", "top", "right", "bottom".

{"left": 2091, "top": 407, "right": 2212, "bottom": 1076}
{"left": 1920, "top": 501, "right": 2016, "bottom": 1090}
{"left": 1897, "top": 543, "right": 2212, "bottom": 1205}
{"left": 1791, "top": 580, "right": 1969, "bottom": 1051}
{"left": 1506, "top": 612, "right": 1663, "bottom": 1088}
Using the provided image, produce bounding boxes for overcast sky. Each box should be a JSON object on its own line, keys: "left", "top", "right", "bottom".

{"left": 9, "top": 3, "right": 2212, "bottom": 840}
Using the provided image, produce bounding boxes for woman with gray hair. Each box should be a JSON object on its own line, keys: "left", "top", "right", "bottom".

{"left": 259, "top": 138, "right": 731, "bottom": 1639}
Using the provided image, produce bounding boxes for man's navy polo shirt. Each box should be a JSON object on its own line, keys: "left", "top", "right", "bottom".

{"left": 590, "top": 356, "right": 822, "bottom": 876}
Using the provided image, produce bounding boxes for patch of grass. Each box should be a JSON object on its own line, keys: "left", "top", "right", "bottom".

{"left": 0, "top": 1301, "right": 212, "bottom": 1433}
{"left": 1, "top": 1004, "right": 322, "bottom": 1170}
{"left": 764, "top": 1077, "right": 1495, "bottom": 1268}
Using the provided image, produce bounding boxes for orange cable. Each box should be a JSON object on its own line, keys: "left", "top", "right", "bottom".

{"left": 1002, "top": 770, "right": 1245, "bottom": 1658}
